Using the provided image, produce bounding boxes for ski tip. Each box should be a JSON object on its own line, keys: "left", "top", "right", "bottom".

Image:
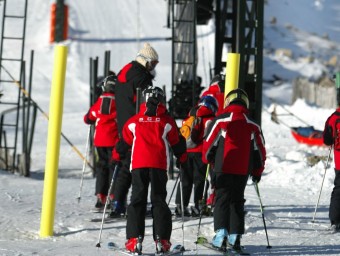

{"left": 95, "top": 242, "right": 101, "bottom": 248}
{"left": 107, "top": 241, "right": 118, "bottom": 249}
{"left": 171, "top": 244, "right": 185, "bottom": 251}
{"left": 195, "top": 236, "right": 208, "bottom": 244}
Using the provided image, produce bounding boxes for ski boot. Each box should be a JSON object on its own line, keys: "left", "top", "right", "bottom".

{"left": 94, "top": 193, "right": 106, "bottom": 212}
{"left": 155, "top": 236, "right": 171, "bottom": 253}
{"left": 125, "top": 236, "right": 143, "bottom": 254}
{"left": 174, "top": 204, "right": 191, "bottom": 217}
{"left": 190, "top": 205, "right": 200, "bottom": 217}
{"left": 227, "top": 234, "right": 242, "bottom": 251}
{"left": 212, "top": 229, "right": 228, "bottom": 249}
{"left": 330, "top": 223, "right": 340, "bottom": 233}
{"left": 108, "top": 200, "right": 126, "bottom": 218}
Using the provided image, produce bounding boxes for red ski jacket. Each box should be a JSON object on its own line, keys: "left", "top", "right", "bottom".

{"left": 323, "top": 108, "right": 340, "bottom": 170}
{"left": 116, "top": 102, "right": 187, "bottom": 171}
{"left": 83, "top": 92, "right": 119, "bottom": 147}
{"left": 202, "top": 104, "right": 266, "bottom": 177}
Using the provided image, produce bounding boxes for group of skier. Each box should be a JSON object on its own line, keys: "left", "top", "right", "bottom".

{"left": 84, "top": 42, "right": 268, "bottom": 254}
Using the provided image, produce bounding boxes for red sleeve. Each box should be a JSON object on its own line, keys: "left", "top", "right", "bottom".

{"left": 202, "top": 119, "right": 220, "bottom": 164}
{"left": 121, "top": 117, "right": 135, "bottom": 146}
{"left": 166, "top": 117, "right": 181, "bottom": 146}
{"left": 84, "top": 100, "right": 100, "bottom": 124}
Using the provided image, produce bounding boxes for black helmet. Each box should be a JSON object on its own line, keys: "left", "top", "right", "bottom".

{"left": 198, "top": 95, "right": 218, "bottom": 114}
{"left": 225, "top": 88, "right": 249, "bottom": 108}
{"left": 142, "top": 86, "right": 165, "bottom": 104}
{"left": 101, "top": 75, "right": 117, "bottom": 93}
{"left": 210, "top": 74, "right": 225, "bottom": 92}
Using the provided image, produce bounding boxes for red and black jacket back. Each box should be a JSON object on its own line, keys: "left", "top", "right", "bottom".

{"left": 115, "top": 61, "right": 154, "bottom": 134}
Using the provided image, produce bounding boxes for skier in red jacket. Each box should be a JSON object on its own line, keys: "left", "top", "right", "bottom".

{"left": 202, "top": 88, "right": 266, "bottom": 252}
{"left": 174, "top": 95, "right": 218, "bottom": 217}
{"left": 112, "top": 87, "right": 187, "bottom": 254}
{"left": 200, "top": 74, "right": 225, "bottom": 115}
{"left": 323, "top": 102, "right": 340, "bottom": 232}
{"left": 83, "top": 75, "right": 119, "bottom": 211}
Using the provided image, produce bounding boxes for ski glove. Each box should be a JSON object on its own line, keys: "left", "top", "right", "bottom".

{"left": 252, "top": 175, "right": 261, "bottom": 183}
{"left": 83, "top": 112, "right": 96, "bottom": 125}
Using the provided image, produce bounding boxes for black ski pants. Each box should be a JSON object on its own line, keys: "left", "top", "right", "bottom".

{"left": 330, "top": 169, "right": 340, "bottom": 224}
{"left": 95, "top": 147, "right": 114, "bottom": 196}
{"left": 112, "top": 152, "right": 132, "bottom": 204}
{"left": 175, "top": 152, "right": 208, "bottom": 207}
{"left": 213, "top": 172, "right": 248, "bottom": 235}
{"left": 126, "top": 168, "right": 172, "bottom": 241}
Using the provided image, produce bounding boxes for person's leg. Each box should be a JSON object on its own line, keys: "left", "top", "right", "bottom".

{"left": 110, "top": 153, "right": 132, "bottom": 216}
{"left": 94, "top": 147, "right": 111, "bottom": 209}
{"left": 192, "top": 153, "right": 208, "bottom": 215}
{"left": 150, "top": 169, "right": 172, "bottom": 252}
{"left": 174, "top": 155, "right": 193, "bottom": 216}
{"left": 228, "top": 174, "right": 248, "bottom": 250}
{"left": 212, "top": 173, "right": 231, "bottom": 248}
{"left": 329, "top": 170, "right": 340, "bottom": 228}
{"left": 126, "top": 168, "right": 149, "bottom": 239}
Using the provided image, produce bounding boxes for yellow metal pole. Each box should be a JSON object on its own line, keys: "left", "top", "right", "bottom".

{"left": 224, "top": 53, "right": 240, "bottom": 103}
{"left": 40, "top": 45, "right": 68, "bottom": 238}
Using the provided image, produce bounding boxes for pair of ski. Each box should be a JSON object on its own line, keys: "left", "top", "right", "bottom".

{"left": 107, "top": 242, "right": 186, "bottom": 255}
{"left": 195, "top": 236, "right": 250, "bottom": 255}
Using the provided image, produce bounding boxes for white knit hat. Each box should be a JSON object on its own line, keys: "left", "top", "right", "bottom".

{"left": 136, "top": 43, "right": 159, "bottom": 67}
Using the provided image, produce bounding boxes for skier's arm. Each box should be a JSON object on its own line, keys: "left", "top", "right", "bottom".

{"left": 323, "top": 119, "right": 334, "bottom": 146}
{"left": 252, "top": 129, "right": 266, "bottom": 177}
{"left": 202, "top": 119, "right": 219, "bottom": 164}
{"left": 84, "top": 102, "right": 98, "bottom": 125}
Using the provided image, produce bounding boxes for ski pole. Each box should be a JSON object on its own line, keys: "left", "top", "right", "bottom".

{"left": 254, "top": 181, "right": 272, "bottom": 249}
{"left": 167, "top": 173, "right": 180, "bottom": 205}
{"left": 195, "top": 164, "right": 210, "bottom": 251}
{"left": 77, "top": 126, "right": 91, "bottom": 203}
{"left": 96, "top": 164, "right": 119, "bottom": 248}
{"left": 312, "top": 145, "right": 333, "bottom": 223}
{"left": 179, "top": 165, "right": 185, "bottom": 250}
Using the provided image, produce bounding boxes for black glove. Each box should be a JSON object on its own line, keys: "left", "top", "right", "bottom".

{"left": 84, "top": 113, "right": 96, "bottom": 125}
{"left": 252, "top": 175, "right": 261, "bottom": 183}
{"left": 175, "top": 153, "right": 188, "bottom": 169}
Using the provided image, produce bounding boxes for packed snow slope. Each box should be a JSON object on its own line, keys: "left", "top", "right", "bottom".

{"left": 1, "top": 0, "right": 340, "bottom": 255}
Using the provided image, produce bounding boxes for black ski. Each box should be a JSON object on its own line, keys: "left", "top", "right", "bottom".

{"left": 195, "top": 236, "right": 229, "bottom": 255}
{"left": 107, "top": 242, "right": 186, "bottom": 255}
{"left": 89, "top": 217, "right": 122, "bottom": 223}
{"left": 195, "top": 236, "right": 250, "bottom": 256}
{"left": 228, "top": 246, "right": 251, "bottom": 256}
{"left": 155, "top": 244, "right": 186, "bottom": 255}
{"left": 107, "top": 242, "right": 149, "bottom": 255}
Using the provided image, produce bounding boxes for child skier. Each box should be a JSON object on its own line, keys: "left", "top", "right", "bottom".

{"left": 202, "top": 88, "right": 266, "bottom": 252}
{"left": 323, "top": 98, "right": 340, "bottom": 232}
{"left": 112, "top": 86, "right": 187, "bottom": 254}
{"left": 174, "top": 95, "right": 218, "bottom": 217}
{"left": 83, "top": 74, "right": 119, "bottom": 211}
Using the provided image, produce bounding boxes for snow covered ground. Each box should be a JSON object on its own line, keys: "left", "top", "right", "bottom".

{"left": 1, "top": 0, "right": 340, "bottom": 255}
